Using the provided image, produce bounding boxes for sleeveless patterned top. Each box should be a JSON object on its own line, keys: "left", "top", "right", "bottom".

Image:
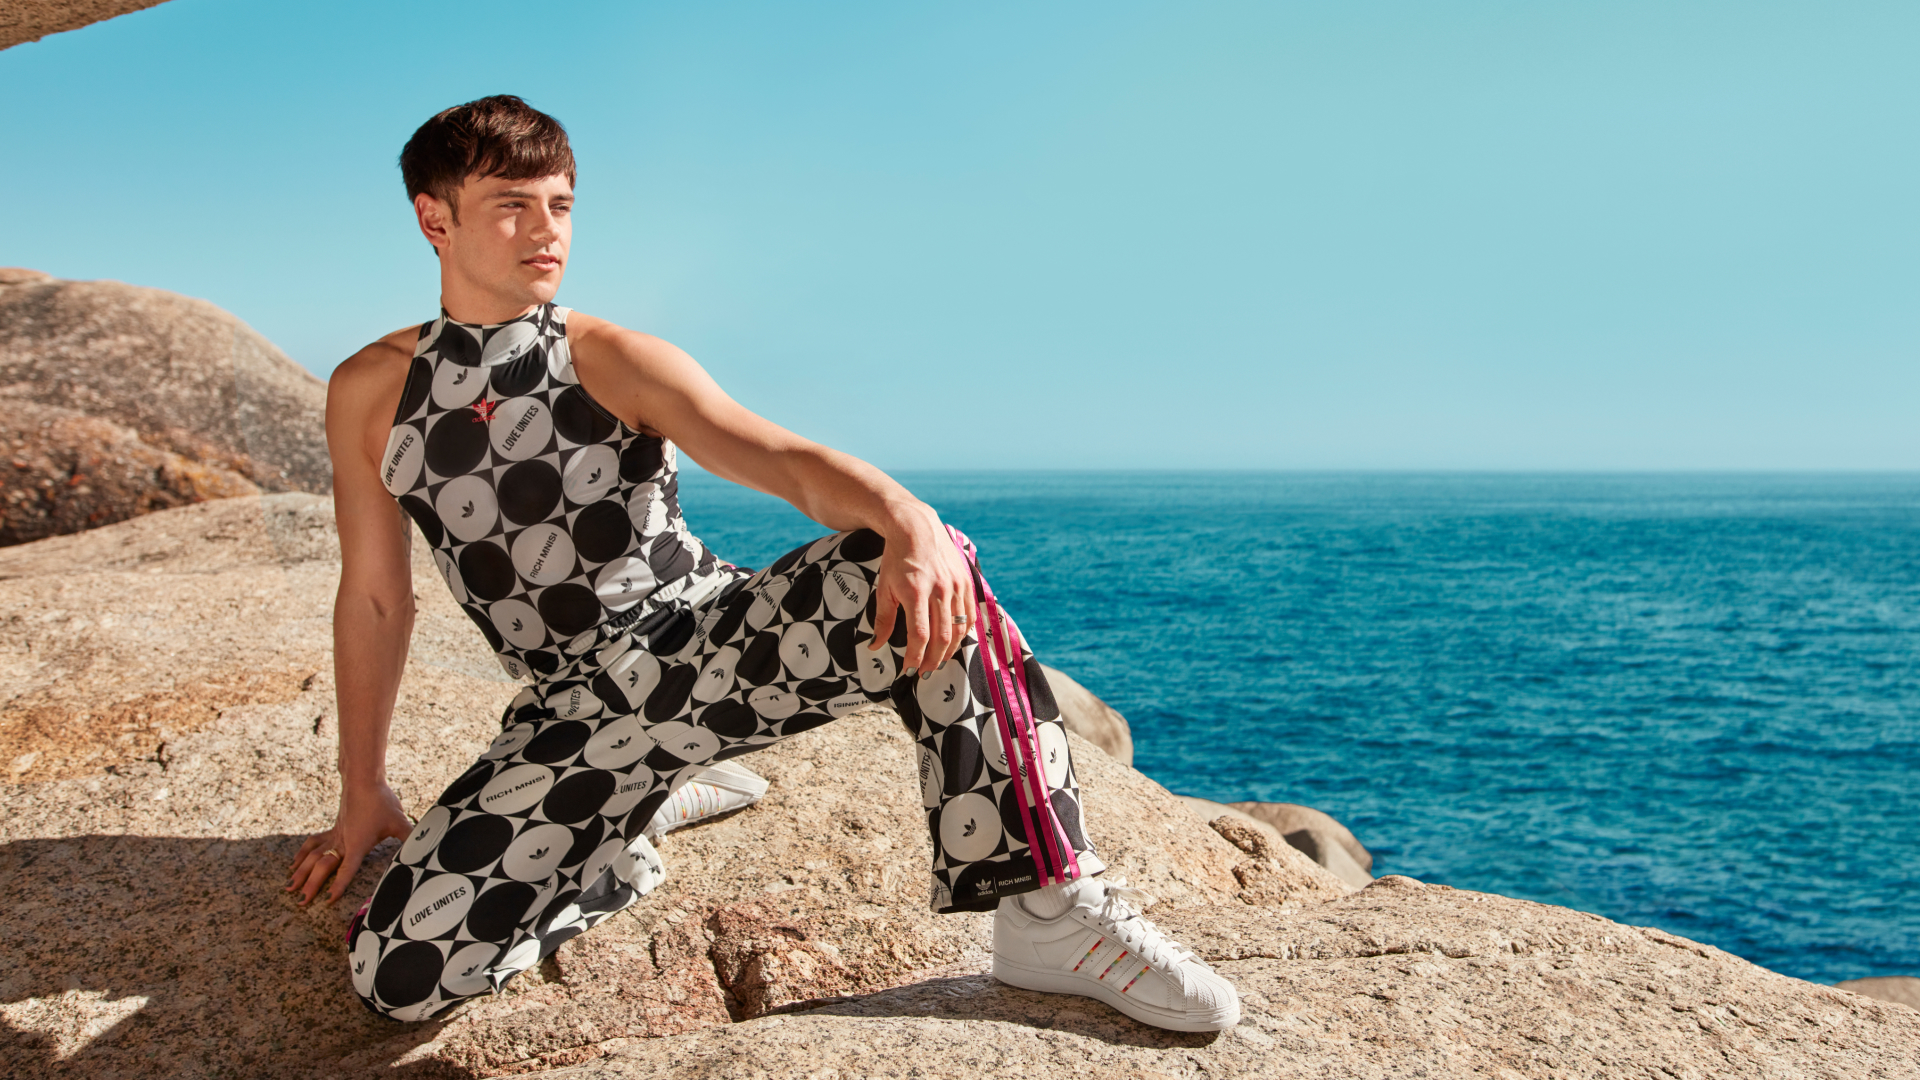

{"left": 378, "top": 302, "right": 735, "bottom": 682}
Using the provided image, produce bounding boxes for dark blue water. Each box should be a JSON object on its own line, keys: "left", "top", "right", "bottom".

{"left": 681, "top": 472, "right": 1920, "bottom": 986}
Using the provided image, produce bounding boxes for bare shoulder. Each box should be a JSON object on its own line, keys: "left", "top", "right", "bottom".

{"left": 329, "top": 327, "right": 421, "bottom": 412}
{"left": 565, "top": 310, "right": 681, "bottom": 362}
{"left": 561, "top": 311, "right": 727, "bottom": 434}
{"left": 327, "top": 325, "right": 425, "bottom": 467}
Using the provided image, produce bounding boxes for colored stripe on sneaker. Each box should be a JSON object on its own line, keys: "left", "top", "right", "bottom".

{"left": 1072, "top": 938, "right": 1105, "bottom": 973}
{"left": 1119, "top": 964, "right": 1151, "bottom": 994}
{"left": 1098, "top": 951, "right": 1131, "bottom": 980}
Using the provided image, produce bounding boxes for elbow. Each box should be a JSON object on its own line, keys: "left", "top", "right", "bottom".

{"left": 344, "top": 585, "right": 416, "bottom": 624}
{"left": 370, "top": 592, "right": 417, "bottom": 623}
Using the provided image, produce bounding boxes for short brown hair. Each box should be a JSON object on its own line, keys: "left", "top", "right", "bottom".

{"left": 399, "top": 95, "right": 576, "bottom": 221}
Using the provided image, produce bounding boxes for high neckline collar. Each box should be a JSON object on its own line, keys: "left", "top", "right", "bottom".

{"left": 437, "top": 301, "right": 552, "bottom": 333}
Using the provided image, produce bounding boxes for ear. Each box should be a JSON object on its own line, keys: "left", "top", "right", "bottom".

{"left": 414, "top": 192, "right": 454, "bottom": 256}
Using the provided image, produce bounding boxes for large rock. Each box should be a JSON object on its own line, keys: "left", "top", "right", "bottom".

{"left": 3, "top": 495, "right": 1915, "bottom": 1078}
{"left": 0, "top": 0, "right": 172, "bottom": 51}
{"left": 1836, "top": 976, "right": 1920, "bottom": 1012}
{"left": 0, "top": 270, "right": 329, "bottom": 545}
{"left": 1230, "top": 798, "right": 1375, "bottom": 877}
{"left": 1181, "top": 795, "right": 1375, "bottom": 892}
{"left": 1037, "top": 663, "right": 1132, "bottom": 765}
{"left": 533, "top": 876, "right": 1920, "bottom": 1080}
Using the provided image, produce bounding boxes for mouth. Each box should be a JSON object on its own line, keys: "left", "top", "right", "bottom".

{"left": 523, "top": 254, "right": 561, "bottom": 272}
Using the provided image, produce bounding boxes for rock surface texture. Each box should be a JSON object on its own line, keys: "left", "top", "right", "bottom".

{"left": 1038, "top": 662, "right": 1134, "bottom": 766}
{"left": 0, "top": 270, "right": 329, "bottom": 545}
{"left": 3, "top": 495, "right": 1916, "bottom": 1078}
{"left": 0, "top": 0, "right": 170, "bottom": 51}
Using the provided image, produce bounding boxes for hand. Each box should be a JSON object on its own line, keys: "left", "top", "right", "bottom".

{"left": 286, "top": 782, "right": 413, "bottom": 907}
{"left": 869, "top": 502, "right": 976, "bottom": 676}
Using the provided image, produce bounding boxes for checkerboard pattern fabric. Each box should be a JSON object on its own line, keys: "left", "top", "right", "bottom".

{"left": 349, "top": 527, "right": 1103, "bottom": 1021}
{"left": 350, "top": 303, "right": 1102, "bottom": 1021}
{"left": 377, "top": 303, "right": 736, "bottom": 683}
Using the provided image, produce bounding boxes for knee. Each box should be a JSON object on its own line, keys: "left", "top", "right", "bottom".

{"left": 349, "top": 922, "right": 437, "bottom": 1021}
{"left": 348, "top": 903, "right": 514, "bottom": 1022}
{"left": 838, "top": 527, "right": 887, "bottom": 565}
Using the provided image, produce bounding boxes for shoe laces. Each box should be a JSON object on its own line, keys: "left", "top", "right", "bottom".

{"left": 1089, "top": 877, "right": 1198, "bottom": 973}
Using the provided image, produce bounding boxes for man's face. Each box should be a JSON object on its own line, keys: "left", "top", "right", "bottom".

{"left": 417, "top": 172, "right": 573, "bottom": 308}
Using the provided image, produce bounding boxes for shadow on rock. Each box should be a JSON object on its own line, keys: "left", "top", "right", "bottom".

{"left": 0, "top": 832, "right": 474, "bottom": 1080}
{"left": 792, "top": 973, "right": 1220, "bottom": 1051}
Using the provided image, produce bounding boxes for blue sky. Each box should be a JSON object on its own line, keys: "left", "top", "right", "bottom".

{"left": 3, "top": 0, "right": 1915, "bottom": 470}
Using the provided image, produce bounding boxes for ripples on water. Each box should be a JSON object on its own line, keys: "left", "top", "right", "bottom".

{"left": 683, "top": 472, "right": 1920, "bottom": 985}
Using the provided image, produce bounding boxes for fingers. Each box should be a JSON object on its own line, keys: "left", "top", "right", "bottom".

{"left": 285, "top": 829, "right": 347, "bottom": 906}
{"left": 285, "top": 836, "right": 325, "bottom": 892}
{"left": 869, "top": 584, "right": 898, "bottom": 653}
{"left": 926, "top": 585, "right": 959, "bottom": 671}
{"left": 300, "top": 846, "right": 343, "bottom": 906}
{"left": 327, "top": 844, "right": 366, "bottom": 904}
{"left": 289, "top": 832, "right": 323, "bottom": 873}
{"left": 901, "top": 590, "right": 933, "bottom": 675}
{"left": 927, "top": 550, "right": 976, "bottom": 670}
{"left": 874, "top": 532, "right": 979, "bottom": 675}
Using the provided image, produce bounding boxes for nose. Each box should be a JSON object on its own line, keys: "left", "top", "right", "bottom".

{"left": 529, "top": 204, "right": 558, "bottom": 244}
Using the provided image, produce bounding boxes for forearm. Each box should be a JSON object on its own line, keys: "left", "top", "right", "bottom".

{"left": 756, "top": 443, "right": 937, "bottom": 541}
{"left": 332, "top": 584, "right": 415, "bottom": 792}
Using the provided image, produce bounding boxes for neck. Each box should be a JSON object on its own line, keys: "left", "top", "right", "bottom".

{"left": 437, "top": 263, "right": 549, "bottom": 325}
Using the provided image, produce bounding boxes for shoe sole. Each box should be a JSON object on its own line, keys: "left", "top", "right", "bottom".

{"left": 991, "top": 953, "right": 1240, "bottom": 1033}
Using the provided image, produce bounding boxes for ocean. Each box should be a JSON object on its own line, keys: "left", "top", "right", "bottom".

{"left": 679, "top": 471, "right": 1920, "bottom": 986}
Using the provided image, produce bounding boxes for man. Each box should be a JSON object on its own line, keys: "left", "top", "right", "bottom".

{"left": 288, "top": 94, "right": 1236, "bottom": 1032}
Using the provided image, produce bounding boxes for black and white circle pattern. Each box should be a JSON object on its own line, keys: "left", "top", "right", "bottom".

{"left": 380, "top": 304, "right": 732, "bottom": 681}
{"left": 347, "top": 528, "right": 1105, "bottom": 1021}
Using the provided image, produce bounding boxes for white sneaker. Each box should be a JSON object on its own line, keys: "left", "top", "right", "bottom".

{"left": 992, "top": 876, "right": 1240, "bottom": 1033}
{"left": 644, "top": 760, "right": 770, "bottom": 841}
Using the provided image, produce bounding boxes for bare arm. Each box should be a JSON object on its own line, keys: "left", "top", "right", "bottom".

{"left": 570, "top": 316, "right": 976, "bottom": 673}
{"left": 286, "top": 336, "right": 420, "bottom": 905}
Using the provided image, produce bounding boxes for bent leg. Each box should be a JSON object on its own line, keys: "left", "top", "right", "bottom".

{"left": 345, "top": 686, "right": 678, "bottom": 1021}
{"left": 663, "top": 527, "right": 1105, "bottom": 913}
{"left": 347, "top": 528, "right": 1101, "bottom": 1019}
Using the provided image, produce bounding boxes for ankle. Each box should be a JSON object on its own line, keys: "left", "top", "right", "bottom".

{"left": 1017, "top": 874, "right": 1102, "bottom": 919}
{"left": 1021, "top": 883, "right": 1074, "bottom": 919}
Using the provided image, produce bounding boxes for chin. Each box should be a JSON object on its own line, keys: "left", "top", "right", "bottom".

{"left": 522, "top": 274, "right": 563, "bottom": 302}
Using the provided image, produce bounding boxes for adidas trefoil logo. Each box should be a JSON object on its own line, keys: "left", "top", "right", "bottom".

{"left": 469, "top": 396, "right": 501, "bottom": 423}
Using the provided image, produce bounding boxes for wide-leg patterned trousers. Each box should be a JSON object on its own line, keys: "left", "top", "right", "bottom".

{"left": 348, "top": 527, "right": 1104, "bottom": 1020}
